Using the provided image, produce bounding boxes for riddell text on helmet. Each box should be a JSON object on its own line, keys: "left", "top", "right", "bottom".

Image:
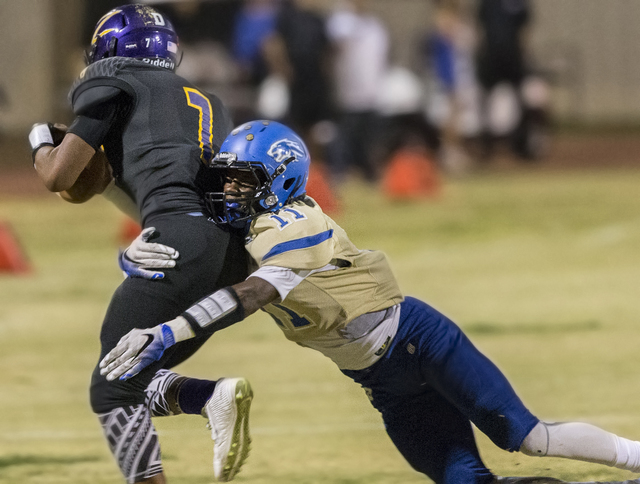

{"left": 141, "top": 57, "right": 175, "bottom": 70}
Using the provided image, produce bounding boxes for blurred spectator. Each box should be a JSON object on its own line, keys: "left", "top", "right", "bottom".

{"left": 158, "top": 1, "right": 242, "bottom": 88}
{"left": 475, "top": 0, "right": 543, "bottom": 161}
{"left": 231, "top": 0, "right": 281, "bottom": 87}
{"left": 374, "top": 64, "right": 442, "bottom": 200}
{"left": 424, "top": 0, "right": 479, "bottom": 175}
{"left": 376, "top": 65, "right": 440, "bottom": 165}
{"left": 326, "top": 0, "right": 389, "bottom": 184}
{"left": 260, "top": 0, "right": 340, "bottom": 213}
{"left": 260, "top": 0, "right": 334, "bottom": 155}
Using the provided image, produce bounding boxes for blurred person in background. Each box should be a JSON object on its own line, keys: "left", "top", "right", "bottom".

{"left": 475, "top": 0, "right": 548, "bottom": 162}
{"left": 325, "top": 0, "right": 389, "bottom": 184}
{"left": 28, "top": 4, "right": 252, "bottom": 483}
{"left": 231, "top": 0, "right": 280, "bottom": 90}
{"left": 260, "top": 0, "right": 334, "bottom": 156}
{"left": 157, "top": 0, "right": 242, "bottom": 90}
{"left": 260, "top": 0, "right": 340, "bottom": 211}
{"left": 424, "top": 0, "right": 480, "bottom": 175}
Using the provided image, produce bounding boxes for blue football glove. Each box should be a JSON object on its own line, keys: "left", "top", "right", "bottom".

{"left": 119, "top": 227, "right": 179, "bottom": 280}
{"left": 99, "top": 324, "right": 176, "bottom": 381}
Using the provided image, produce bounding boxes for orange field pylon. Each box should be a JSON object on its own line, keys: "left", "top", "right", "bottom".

{"left": 383, "top": 148, "right": 441, "bottom": 200}
{"left": 119, "top": 217, "right": 142, "bottom": 244}
{"left": 0, "top": 221, "right": 31, "bottom": 274}
{"left": 306, "top": 162, "right": 341, "bottom": 215}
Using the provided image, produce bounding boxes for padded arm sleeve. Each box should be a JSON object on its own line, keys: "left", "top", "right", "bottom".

{"left": 180, "top": 287, "right": 246, "bottom": 339}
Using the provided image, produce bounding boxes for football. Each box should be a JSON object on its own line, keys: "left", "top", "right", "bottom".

{"left": 58, "top": 149, "right": 112, "bottom": 204}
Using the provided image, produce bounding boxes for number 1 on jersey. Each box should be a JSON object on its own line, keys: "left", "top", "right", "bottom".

{"left": 184, "top": 87, "right": 215, "bottom": 164}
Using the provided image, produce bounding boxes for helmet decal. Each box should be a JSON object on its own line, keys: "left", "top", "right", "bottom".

{"left": 91, "top": 10, "right": 122, "bottom": 46}
{"left": 267, "top": 139, "right": 306, "bottom": 163}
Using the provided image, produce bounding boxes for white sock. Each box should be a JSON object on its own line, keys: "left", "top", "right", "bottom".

{"left": 613, "top": 434, "right": 640, "bottom": 472}
{"left": 520, "top": 421, "right": 640, "bottom": 472}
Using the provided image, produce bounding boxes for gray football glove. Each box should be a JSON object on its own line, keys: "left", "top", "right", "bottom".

{"left": 119, "top": 227, "right": 179, "bottom": 280}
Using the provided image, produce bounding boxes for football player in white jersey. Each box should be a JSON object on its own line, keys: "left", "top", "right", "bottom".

{"left": 101, "top": 121, "right": 640, "bottom": 484}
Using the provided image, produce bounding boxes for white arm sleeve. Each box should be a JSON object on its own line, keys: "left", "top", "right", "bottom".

{"left": 102, "top": 179, "right": 140, "bottom": 222}
{"left": 248, "top": 266, "right": 311, "bottom": 302}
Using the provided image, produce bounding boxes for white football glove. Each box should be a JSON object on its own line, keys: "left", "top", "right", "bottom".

{"left": 119, "top": 227, "right": 179, "bottom": 279}
{"left": 99, "top": 317, "right": 195, "bottom": 381}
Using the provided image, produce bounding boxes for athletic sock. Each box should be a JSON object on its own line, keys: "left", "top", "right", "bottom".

{"left": 613, "top": 435, "right": 640, "bottom": 472}
{"left": 521, "top": 421, "right": 640, "bottom": 472}
{"left": 176, "top": 377, "right": 218, "bottom": 415}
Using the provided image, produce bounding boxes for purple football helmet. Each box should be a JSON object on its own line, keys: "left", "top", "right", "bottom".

{"left": 86, "top": 4, "right": 179, "bottom": 70}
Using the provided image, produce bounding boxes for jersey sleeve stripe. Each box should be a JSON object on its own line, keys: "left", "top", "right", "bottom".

{"left": 262, "top": 229, "right": 334, "bottom": 261}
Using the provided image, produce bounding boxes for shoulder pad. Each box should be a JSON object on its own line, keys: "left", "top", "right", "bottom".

{"left": 72, "top": 86, "right": 123, "bottom": 116}
{"left": 68, "top": 58, "right": 137, "bottom": 107}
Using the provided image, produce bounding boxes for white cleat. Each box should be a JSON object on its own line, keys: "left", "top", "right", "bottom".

{"left": 203, "top": 377, "right": 253, "bottom": 482}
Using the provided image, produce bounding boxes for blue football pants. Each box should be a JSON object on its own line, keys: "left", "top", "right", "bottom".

{"left": 342, "top": 297, "right": 539, "bottom": 484}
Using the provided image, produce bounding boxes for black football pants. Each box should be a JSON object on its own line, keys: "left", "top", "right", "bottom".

{"left": 89, "top": 213, "right": 247, "bottom": 413}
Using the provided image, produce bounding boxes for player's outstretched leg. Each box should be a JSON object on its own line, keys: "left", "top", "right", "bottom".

{"left": 203, "top": 377, "right": 253, "bottom": 482}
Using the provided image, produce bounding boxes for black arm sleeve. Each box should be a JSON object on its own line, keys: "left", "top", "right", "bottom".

{"left": 67, "top": 112, "right": 115, "bottom": 151}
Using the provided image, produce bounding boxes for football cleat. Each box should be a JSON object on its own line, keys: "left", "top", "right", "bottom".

{"left": 203, "top": 377, "right": 253, "bottom": 482}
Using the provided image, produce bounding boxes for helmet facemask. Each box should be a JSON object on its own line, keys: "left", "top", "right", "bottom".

{"left": 206, "top": 163, "right": 275, "bottom": 229}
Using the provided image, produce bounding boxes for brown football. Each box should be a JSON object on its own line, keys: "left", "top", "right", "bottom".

{"left": 58, "top": 149, "right": 112, "bottom": 203}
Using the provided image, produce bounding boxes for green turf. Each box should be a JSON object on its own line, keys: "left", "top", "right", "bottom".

{"left": 1, "top": 167, "right": 640, "bottom": 483}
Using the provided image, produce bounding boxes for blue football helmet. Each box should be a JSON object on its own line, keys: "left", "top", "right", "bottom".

{"left": 86, "top": 4, "right": 179, "bottom": 71}
{"left": 206, "top": 120, "right": 311, "bottom": 228}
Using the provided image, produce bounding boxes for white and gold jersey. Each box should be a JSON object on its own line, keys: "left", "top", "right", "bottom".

{"left": 246, "top": 198, "right": 403, "bottom": 369}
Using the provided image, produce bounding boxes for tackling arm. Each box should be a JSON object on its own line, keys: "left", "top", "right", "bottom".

{"left": 99, "top": 277, "right": 279, "bottom": 381}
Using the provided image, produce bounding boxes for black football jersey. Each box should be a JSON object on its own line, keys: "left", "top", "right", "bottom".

{"left": 68, "top": 58, "right": 233, "bottom": 223}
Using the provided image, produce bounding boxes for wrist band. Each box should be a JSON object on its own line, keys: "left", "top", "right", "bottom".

{"left": 29, "top": 123, "right": 55, "bottom": 163}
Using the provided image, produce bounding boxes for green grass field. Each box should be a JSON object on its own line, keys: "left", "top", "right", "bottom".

{"left": 1, "top": 167, "right": 640, "bottom": 483}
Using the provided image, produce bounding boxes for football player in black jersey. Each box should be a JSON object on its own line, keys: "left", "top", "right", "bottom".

{"left": 28, "top": 5, "right": 251, "bottom": 483}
